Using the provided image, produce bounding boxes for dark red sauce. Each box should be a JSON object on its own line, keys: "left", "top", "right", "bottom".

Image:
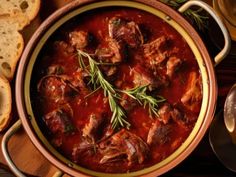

{"left": 31, "top": 7, "right": 202, "bottom": 173}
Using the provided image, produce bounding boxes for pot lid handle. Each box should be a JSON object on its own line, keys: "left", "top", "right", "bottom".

{"left": 178, "top": 0, "right": 231, "bottom": 66}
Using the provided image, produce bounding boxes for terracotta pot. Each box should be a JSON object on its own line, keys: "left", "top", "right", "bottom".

{"left": 2, "top": 0, "right": 231, "bottom": 176}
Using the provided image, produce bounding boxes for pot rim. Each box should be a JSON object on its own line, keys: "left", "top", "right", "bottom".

{"left": 15, "top": 0, "right": 217, "bottom": 176}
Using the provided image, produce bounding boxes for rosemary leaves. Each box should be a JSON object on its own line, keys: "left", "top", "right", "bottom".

{"left": 160, "top": 0, "right": 208, "bottom": 30}
{"left": 77, "top": 49, "right": 165, "bottom": 130}
{"left": 77, "top": 50, "right": 130, "bottom": 129}
{"left": 121, "top": 85, "right": 166, "bottom": 117}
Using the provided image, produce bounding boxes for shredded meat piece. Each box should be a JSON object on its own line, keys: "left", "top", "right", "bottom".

{"left": 171, "top": 108, "right": 188, "bottom": 127}
{"left": 82, "top": 113, "right": 104, "bottom": 143}
{"left": 44, "top": 104, "right": 74, "bottom": 134}
{"left": 72, "top": 140, "right": 96, "bottom": 163}
{"left": 132, "top": 69, "right": 153, "bottom": 88}
{"left": 157, "top": 103, "right": 173, "bottom": 124}
{"left": 96, "top": 38, "right": 126, "bottom": 63}
{"left": 40, "top": 67, "right": 89, "bottom": 101}
{"left": 181, "top": 72, "right": 202, "bottom": 111}
{"left": 96, "top": 38, "right": 127, "bottom": 76}
{"left": 143, "top": 36, "right": 179, "bottom": 69}
{"left": 99, "top": 129, "right": 149, "bottom": 166}
{"left": 68, "top": 69, "right": 90, "bottom": 95}
{"left": 109, "top": 17, "right": 144, "bottom": 48}
{"left": 143, "top": 36, "right": 169, "bottom": 65}
{"left": 102, "top": 125, "right": 114, "bottom": 140}
{"left": 72, "top": 113, "right": 107, "bottom": 163}
{"left": 158, "top": 103, "right": 187, "bottom": 126}
{"left": 131, "top": 65, "right": 159, "bottom": 91}
{"left": 147, "top": 121, "right": 171, "bottom": 146}
{"left": 166, "top": 56, "right": 182, "bottom": 78}
{"left": 37, "top": 75, "right": 79, "bottom": 104}
{"left": 69, "top": 30, "right": 90, "bottom": 49}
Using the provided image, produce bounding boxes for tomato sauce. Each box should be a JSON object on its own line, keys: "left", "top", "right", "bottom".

{"left": 31, "top": 7, "right": 202, "bottom": 173}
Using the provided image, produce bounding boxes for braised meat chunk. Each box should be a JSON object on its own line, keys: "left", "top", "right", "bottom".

{"left": 147, "top": 121, "right": 171, "bottom": 146}
{"left": 37, "top": 75, "right": 79, "bottom": 104}
{"left": 43, "top": 104, "right": 74, "bottom": 134}
{"left": 99, "top": 129, "right": 149, "bottom": 165}
{"left": 82, "top": 113, "right": 104, "bottom": 143}
{"left": 72, "top": 138, "right": 96, "bottom": 163}
{"left": 157, "top": 103, "right": 173, "bottom": 124}
{"left": 96, "top": 38, "right": 127, "bottom": 76}
{"left": 109, "top": 17, "right": 144, "bottom": 48}
{"left": 67, "top": 69, "right": 90, "bottom": 95}
{"left": 143, "top": 36, "right": 169, "bottom": 66}
{"left": 96, "top": 38, "right": 126, "bottom": 63}
{"left": 72, "top": 113, "right": 106, "bottom": 163}
{"left": 171, "top": 107, "right": 188, "bottom": 127}
{"left": 181, "top": 72, "right": 202, "bottom": 112}
{"left": 131, "top": 65, "right": 159, "bottom": 91}
{"left": 166, "top": 56, "right": 182, "bottom": 78}
{"left": 157, "top": 103, "right": 186, "bottom": 126}
{"left": 143, "top": 36, "right": 179, "bottom": 69}
{"left": 69, "top": 30, "right": 90, "bottom": 49}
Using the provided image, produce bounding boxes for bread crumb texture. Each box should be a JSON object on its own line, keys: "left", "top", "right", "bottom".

{"left": 0, "top": 19, "right": 24, "bottom": 80}
{"left": 0, "top": 0, "right": 41, "bottom": 26}
{"left": 0, "top": 0, "right": 40, "bottom": 80}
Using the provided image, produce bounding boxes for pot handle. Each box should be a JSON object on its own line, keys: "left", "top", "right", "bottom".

{"left": 178, "top": 0, "right": 231, "bottom": 66}
{"left": 1, "top": 120, "right": 64, "bottom": 177}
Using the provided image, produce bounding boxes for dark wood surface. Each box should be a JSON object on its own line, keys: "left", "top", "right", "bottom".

{"left": 1, "top": 0, "right": 236, "bottom": 176}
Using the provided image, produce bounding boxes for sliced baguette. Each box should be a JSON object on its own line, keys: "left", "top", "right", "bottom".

{"left": 0, "top": 17, "right": 24, "bottom": 80}
{"left": 0, "top": 75, "right": 12, "bottom": 132}
{"left": 0, "top": 0, "right": 41, "bottom": 30}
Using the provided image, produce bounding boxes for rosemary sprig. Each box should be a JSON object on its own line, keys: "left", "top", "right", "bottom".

{"left": 77, "top": 49, "right": 130, "bottom": 129}
{"left": 77, "top": 50, "right": 165, "bottom": 128}
{"left": 121, "top": 85, "right": 166, "bottom": 117}
{"left": 108, "top": 92, "right": 130, "bottom": 129}
{"left": 160, "top": 0, "right": 208, "bottom": 30}
{"left": 184, "top": 8, "right": 208, "bottom": 31}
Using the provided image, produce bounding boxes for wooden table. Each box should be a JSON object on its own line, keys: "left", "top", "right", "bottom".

{"left": 1, "top": 0, "right": 236, "bottom": 176}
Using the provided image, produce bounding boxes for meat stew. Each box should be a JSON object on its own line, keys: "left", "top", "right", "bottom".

{"left": 31, "top": 7, "right": 202, "bottom": 173}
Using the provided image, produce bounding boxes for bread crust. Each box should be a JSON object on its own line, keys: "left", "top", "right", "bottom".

{"left": 0, "top": 0, "right": 41, "bottom": 130}
{"left": 0, "top": 75, "right": 12, "bottom": 132}
{"left": 29, "top": 0, "right": 41, "bottom": 22}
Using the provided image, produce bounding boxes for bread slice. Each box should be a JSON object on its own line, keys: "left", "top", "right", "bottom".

{"left": 0, "top": 17, "right": 24, "bottom": 80}
{"left": 0, "top": 75, "right": 12, "bottom": 132}
{"left": 0, "top": 0, "right": 41, "bottom": 30}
